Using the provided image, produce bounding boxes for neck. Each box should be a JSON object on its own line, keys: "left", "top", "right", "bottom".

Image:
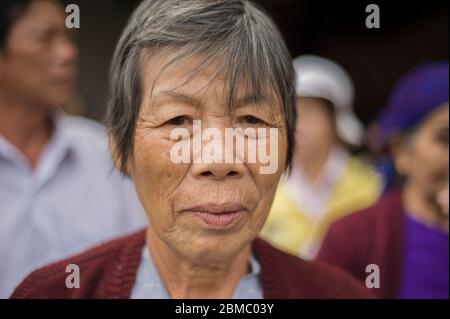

{"left": 403, "top": 183, "right": 449, "bottom": 233}
{"left": 0, "top": 97, "right": 54, "bottom": 169}
{"left": 146, "top": 227, "right": 251, "bottom": 299}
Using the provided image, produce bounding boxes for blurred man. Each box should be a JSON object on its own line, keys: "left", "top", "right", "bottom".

{"left": 261, "top": 55, "right": 381, "bottom": 258}
{"left": 0, "top": 0, "right": 146, "bottom": 297}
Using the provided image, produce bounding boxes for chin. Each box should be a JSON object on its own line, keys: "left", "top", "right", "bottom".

{"left": 33, "top": 101, "right": 61, "bottom": 112}
{"left": 54, "top": 95, "right": 73, "bottom": 107}
{"left": 47, "top": 88, "right": 74, "bottom": 107}
{"left": 175, "top": 232, "right": 249, "bottom": 264}
{"left": 191, "top": 245, "right": 241, "bottom": 264}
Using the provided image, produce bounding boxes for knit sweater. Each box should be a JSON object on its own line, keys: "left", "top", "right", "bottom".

{"left": 11, "top": 229, "right": 371, "bottom": 299}
{"left": 316, "top": 189, "right": 404, "bottom": 298}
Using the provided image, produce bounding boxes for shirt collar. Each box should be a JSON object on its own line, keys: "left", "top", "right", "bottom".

{"left": 35, "top": 111, "right": 75, "bottom": 184}
{"left": 133, "top": 244, "right": 262, "bottom": 299}
{"left": 0, "top": 110, "right": 76, "bottom": 182}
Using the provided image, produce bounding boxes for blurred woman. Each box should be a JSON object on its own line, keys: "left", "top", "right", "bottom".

{"left": 261, "top": 55, "right": 381, "bottom": 258}
{"left": 317, "top": 62, "right": 449, "bottom": 298}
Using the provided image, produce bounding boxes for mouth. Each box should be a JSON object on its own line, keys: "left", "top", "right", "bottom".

{"left": 55, "top": 78, "right": 74, "bottom": 86}
{"left": 52, "top": 71, "right": 76, "bottom": 84}
{"left": 182, "top": 203, "right": 246, "bottom": 229}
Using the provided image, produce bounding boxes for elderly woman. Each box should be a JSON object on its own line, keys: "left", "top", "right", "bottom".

{"left": 12, "top": 0, "right": 369, "bottom": 299}
{"left": 317, "top": 62, "right": 449, "bottom": 298}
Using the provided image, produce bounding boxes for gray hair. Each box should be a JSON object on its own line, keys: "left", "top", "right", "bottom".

{"left": 106, "top": 0, "right": 296, "bottom": 174}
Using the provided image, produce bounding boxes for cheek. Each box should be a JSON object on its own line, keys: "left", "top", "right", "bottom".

{"left": 415, "top": 136, "right": 445, "bottom": 163}
{"left": 131, "top": 132, "right": 189, "bottom": 222}
{"left": 14, "top": 42, "right": 49, "bottom": 71}
{"left": 4, "top": 52, "right": 51, "bottom": 95}
{"left": 298, "top": 116, "right": 330, "bottom": 145}
{"left": 253, "top": 174, "right": 280, "bottom": 221}
{"left": 314, "top": 118, "right": 333, "bottom": 141}
{"left": 247, "top": 135, "right": 286, "bottom": 224}
{"left": 409, "top": 140, "right": 448, "bottom": 181}
{"left": 247, "top": 131, "right": 286, "bottom": 175}
{"left": 134, "top": 134, "right": 174, "bottom": 179}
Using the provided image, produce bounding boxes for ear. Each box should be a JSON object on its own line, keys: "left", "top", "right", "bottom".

{"left": 109, "top": 134, "right": 133, "bottom": 178}
{"left": 389, "top": 134, "right": 411, "bottom": 176}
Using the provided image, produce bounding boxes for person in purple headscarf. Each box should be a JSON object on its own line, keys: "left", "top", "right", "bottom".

{"left": 316, "top": 62, "right": 449, "bottom": 299}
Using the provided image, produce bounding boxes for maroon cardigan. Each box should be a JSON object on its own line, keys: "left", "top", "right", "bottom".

{"left": 11, "top": 229, "right": 370, "bottom": 299}
{"left": 316, "top": 189, "right": 404, "bottom": 299}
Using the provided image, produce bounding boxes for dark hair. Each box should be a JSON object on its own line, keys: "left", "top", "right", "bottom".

{"left": 106, "top": 0, "right": 297, "bottom": 174}
{"left": 0, "top": 0, "right": 32, "bottom": 51}
{"left": 0, "top": 0, "right": 67, "bottom": 51}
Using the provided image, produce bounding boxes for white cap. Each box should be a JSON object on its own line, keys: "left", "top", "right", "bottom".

{"left": 293, "top": 55, "right": 365, "bottom": 146}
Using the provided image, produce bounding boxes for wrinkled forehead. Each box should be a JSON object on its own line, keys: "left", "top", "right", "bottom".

{"left": 138, "top": 47, "right": 284, "bottom": 118}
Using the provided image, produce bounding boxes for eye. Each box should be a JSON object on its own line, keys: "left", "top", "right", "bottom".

{"left": 435, "top": 129, "right": 449, "bottom": 145}
{"left": 166, "top": 116, "right": 190, "bottom": 126}
{"left": 240, "top": 115, "right": 265, "bottom": 126}
{"left": 36, "top": 29, "right": 55, "bottom": 44}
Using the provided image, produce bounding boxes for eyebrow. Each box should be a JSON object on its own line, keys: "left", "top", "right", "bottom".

{"left": 234, "top": 95, "right": 274, "bottom": 108}
{"left": 436, "top": 126, "right": 449, "bottom": 133}
{"left": 153, "top": 90, "right": 274, "bottom": 109}
{"left": 155, "top": 91, "right": 203, "bottom": 109}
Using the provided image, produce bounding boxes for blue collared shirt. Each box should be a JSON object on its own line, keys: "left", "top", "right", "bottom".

{"left": 0, "top": 114, "right": 147, "bottom": 298}
{"left": 131, "top": 244, "right": 263, "bottom": 299}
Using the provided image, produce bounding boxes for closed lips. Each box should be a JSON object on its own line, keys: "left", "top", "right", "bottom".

{"left": 182, "top": 203, "right": 246, "bottom": 227}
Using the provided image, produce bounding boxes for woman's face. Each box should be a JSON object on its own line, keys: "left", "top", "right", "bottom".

{"left": 394, "top": 103, "right": 449, "bottom": 202}
{"left": 126, "top": 53, "right": 287, "bottom": 263}
{"left": 295, "top": 97, "right": 336, "bottom": 161}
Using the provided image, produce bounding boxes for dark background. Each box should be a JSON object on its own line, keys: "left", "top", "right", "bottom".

{"left": 70, "top": 0, "right": 449, "bottom": 125}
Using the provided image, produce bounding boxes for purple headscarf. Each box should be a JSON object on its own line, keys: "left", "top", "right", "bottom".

{"left": 376, "top": 61, "right": 449, "bottom": 146}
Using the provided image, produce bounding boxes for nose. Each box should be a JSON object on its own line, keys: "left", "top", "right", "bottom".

{"left": 55, "top": 36, "right": 78, "bottom": 67}
{"left": 189, "top": 121, "right": 247, "bottom": 180}
{"left": 190, "top": 161, "right": 246, "bottom": 180}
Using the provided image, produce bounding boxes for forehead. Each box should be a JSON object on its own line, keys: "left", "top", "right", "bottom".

{"left": 424, "top": 103, "right": 449, "bottom": 128}
{"left": 10, "top": 0, "right": 65, "bottom": 33}
{"left": 139, "top": 48, "right": 280, "bottom": 111}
